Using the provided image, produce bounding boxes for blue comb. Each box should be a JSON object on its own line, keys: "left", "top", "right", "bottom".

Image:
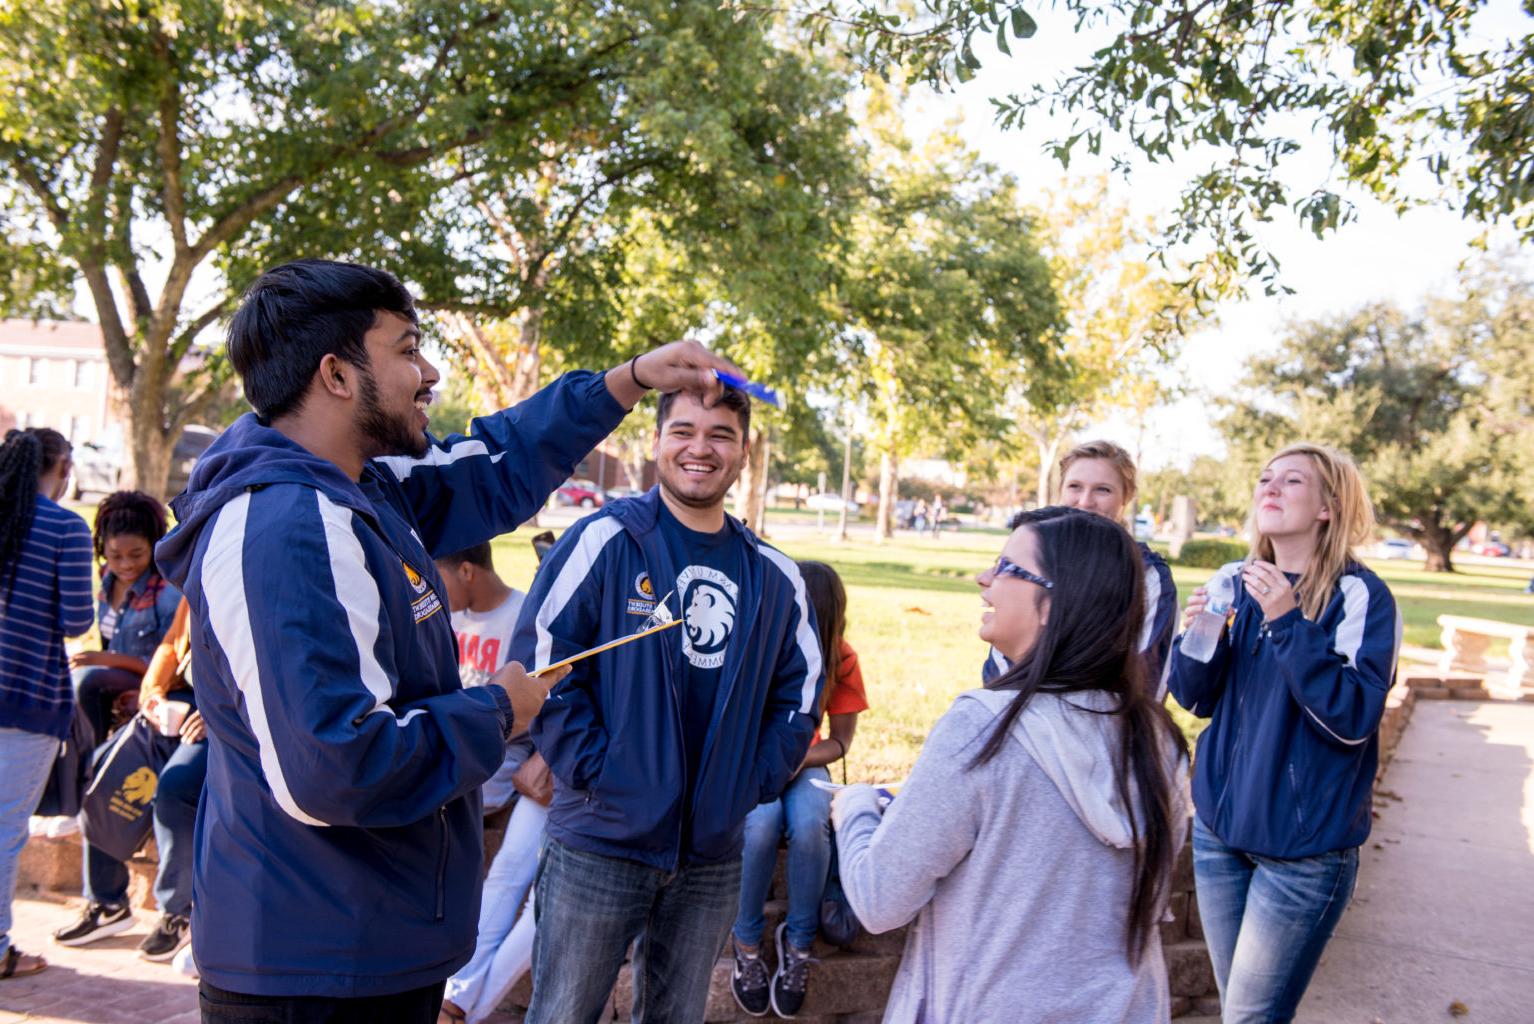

{"left": 713, "top": 369, "right": 783, "bottom": 408}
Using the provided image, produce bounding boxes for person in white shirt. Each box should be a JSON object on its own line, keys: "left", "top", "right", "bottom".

{"left": 435, "top": 542, "right": 550, "bottom": 1024}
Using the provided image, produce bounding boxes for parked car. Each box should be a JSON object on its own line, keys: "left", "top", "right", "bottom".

{"left": 1377, "top": 538, "right": 1415, "bottom": 560}
{"left": 604, "top": 485, "right": 643, "bottom": 502}
{"left": 805, "top": 492, "right": 861, "bottom": 514}
{"left": 556, "top": 479, "right": 604, "bottom": 508}
{"left": 1133, "top": 514, "right": 1154, "bottom": 542}
{"left": 1473, "top": 540, "right": 1511, "bottom": 557}
{"left": 70, "top": 425, "right": 220, "bottom": 499}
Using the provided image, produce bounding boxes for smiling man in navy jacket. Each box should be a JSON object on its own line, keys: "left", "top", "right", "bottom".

{"left": 522, "top": 387, "right": 824, "bottom": 1024}
{"left": 154, "top": 259, "right": 737, "bottom": 1024}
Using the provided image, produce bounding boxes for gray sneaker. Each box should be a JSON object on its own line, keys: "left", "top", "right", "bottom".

{"left": 730, "top": 934, "right": 771, "bottom": 1017}
{"left": 137, "top": 912, "right": 190, "bottom": 962}
{"left": 770, "top": 921, "right": 817, "bottom": 1019}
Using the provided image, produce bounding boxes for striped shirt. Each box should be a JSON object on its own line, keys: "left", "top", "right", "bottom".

{"left": 0, "top": 495, "right": 95, "bottom": 738}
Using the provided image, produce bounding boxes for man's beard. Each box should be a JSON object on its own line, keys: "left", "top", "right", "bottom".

{"left": 657, "top": 459, "right": 742, "bottom": 512}
{"left": 356, "top": 369, "right": 428, "bottom": 459}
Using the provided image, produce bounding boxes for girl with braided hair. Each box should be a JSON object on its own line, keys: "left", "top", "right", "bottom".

{"left": 0, "top": 428, "right": 94, "bottom": 981}
{"left": 69, "top": 491, "right": 181, "bottom": 747}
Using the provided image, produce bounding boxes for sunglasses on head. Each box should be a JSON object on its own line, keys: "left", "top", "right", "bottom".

{"left": 990, "top": 555, "right": 1053, "bottom": 590}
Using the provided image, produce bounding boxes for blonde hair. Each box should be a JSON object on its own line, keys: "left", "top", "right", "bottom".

{"left": 1248, "top": 443, "right": 1375, "bottom": 621}
{"left": 1059, "top": 439, "right": 1138, "bottom": 508}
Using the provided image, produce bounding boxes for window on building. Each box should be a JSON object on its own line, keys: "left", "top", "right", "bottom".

{"left": 28, "top": 357, "right": 43, "bottom": 386}
{"left": 73, "top": 360, "right": 88, "bottom": 388}
{"left": 68, "top": 416, "right": 82, "bottom": 442}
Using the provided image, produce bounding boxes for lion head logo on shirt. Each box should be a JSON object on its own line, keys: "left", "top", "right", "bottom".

{"left": 675, "top": 565, "right": 738, "bottom": 670}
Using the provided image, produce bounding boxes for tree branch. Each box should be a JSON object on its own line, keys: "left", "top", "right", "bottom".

{"left": 170, "top": 297, "right": 234, "bottom": 362}
{"left": 152, "top": 28, "right": 189, "bottom": 256}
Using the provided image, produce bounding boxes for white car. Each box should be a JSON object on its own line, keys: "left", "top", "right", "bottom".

{"left": 805, "top": 492, "right": 860, "bottom": 514}
{"left": 1377, "top": 538, "right": 1414, "bottom": 560}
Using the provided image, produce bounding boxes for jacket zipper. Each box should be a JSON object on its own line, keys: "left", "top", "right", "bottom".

{"left": 1213, "top": 601, "right": 1253, "bottom": 820}
{"left": 434, "top": 807, "right": 448, "bottom": 921}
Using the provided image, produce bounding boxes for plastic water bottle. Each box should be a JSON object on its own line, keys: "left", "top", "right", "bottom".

{"left": 1180, "top": 569, "right": 1237, "bottom": 662}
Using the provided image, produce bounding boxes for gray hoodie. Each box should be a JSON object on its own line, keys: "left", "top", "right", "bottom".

{"left": 835, "top": 689, "right": 1188, "bottom": 1024}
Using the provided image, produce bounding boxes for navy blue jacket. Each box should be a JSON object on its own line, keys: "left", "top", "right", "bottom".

{"left": 1167, "top": 561, "right": 1401, "bottom": 858}
{"left": 985, "top": 542, "right": 1177, "bottom": 693}
{"left": 523, "top": 488, "right": 823, "bottom": 871}
{"left": 155, "top": 371, "right": 625, "bottom": 997}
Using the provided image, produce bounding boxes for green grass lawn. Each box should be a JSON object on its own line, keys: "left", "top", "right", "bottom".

{"left": 490, "top": 522, "right": 1534, "bottom": 784}
{"left": 69, "top": 496, "right": 1532, "bottom": 782}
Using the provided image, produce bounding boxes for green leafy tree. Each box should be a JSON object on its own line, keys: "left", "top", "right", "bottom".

{"left": 1004, "top": 176, "right": 1208, "bottom": 507}
{"left": 1218, "top": 264, "right": 1534, "bottom": 571}
{"left": 750, "top": 0, "right": 1534, "bottom": 297}
{"left": 0, "top": 0, "right": 853, "bottom": 499}
{"left": 835, "top": 103, "right": 1062, "bottom": 540}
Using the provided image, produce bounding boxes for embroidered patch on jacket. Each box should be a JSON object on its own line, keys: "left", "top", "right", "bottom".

{"left": 403, "top": 560, "right": 442, "bottom": 624}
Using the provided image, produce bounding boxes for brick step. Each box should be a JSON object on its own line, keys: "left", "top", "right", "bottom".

{"left": 499, "top": 947, "right": 901, "bottom": 1022}
{"left": 17, "top": 833, "right": 163, "bottom": 912}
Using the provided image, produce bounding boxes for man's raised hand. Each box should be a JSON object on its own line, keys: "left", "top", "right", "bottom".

{"left": 604, "top": 339, "right": 744, "bottom": 410}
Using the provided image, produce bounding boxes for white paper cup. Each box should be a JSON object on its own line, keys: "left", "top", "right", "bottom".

{"left": 155, "top": 700, "right": 190, "bottom": 737}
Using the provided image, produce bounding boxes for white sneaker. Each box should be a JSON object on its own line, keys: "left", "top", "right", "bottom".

{"left": 172, "top": 942, "right": 199, "bottom": 978}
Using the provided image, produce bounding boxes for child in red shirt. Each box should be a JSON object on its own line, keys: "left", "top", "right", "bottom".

{"left": 729, "top": 561, "right": 869, "bottom": 1018}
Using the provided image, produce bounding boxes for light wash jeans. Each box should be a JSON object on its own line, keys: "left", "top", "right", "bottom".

{"left": 1192, "top": 816, "right": 1359, "bottom": 1023}
{"left": 444, "top": 797, "right": 548, "bottom": 1023}
{"left": 527, "top": 837, "right": 741, "bottom": 1024}
{"left": 1, "top": 726, "right": 60, "bottom": 960}
{"left": 734, "top": 766, "right": 832, "bottom": 950}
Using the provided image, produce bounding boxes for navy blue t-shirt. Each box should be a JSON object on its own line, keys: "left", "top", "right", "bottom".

{"left": 656, "top": 502, "right": 744, "bottom": 845}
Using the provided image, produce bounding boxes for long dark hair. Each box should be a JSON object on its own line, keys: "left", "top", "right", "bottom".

{"left": 0, "top": 428, "right": 71, "bottom": 594}
{"left": 93, "top": 491, "right": 169, "bottom": 565}
{"left": 798, "top": 560, "right": 846, "bottom": 717}
{"left": 973, "top": 506, "right": 1185, "bottom": 965}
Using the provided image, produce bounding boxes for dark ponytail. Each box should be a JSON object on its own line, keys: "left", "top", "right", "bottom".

{"left": 970, "top": 506, "right": 1186, "bottom": 965}
{"left": 0, "top": 427, "right": 72, "bottom": 593}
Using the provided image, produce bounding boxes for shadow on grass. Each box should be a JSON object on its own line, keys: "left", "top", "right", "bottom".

{"left": 831, "top": 561, "right": 979, "bottom": 595}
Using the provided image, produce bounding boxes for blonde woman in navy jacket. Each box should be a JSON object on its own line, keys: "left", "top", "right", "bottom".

{"left": 1168, "top": 443, "right": 1400, "bottom": 1024}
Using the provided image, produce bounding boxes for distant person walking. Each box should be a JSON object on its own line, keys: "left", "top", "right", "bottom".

{"left": 1168, "top": 443, "right": 1401, "bottom": 1024}
{"left": 0, "top": 428, "right": 94, "bottom": 981}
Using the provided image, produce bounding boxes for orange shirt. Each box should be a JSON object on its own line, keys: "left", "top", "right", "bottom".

{"left": 812, "top": 639, "right": 870, "bottom": 745}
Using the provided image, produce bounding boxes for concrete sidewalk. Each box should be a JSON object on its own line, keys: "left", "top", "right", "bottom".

{"left": 1298, "top": 699, "right": 1534, "bottom": 1024}
{"left": 0, "top": 895, "right": 521, "bottom": 1023}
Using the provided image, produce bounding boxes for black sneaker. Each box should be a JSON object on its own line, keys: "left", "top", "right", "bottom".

{"left": 52, "top": 902, "right": 132, "bottom": 947}
{"left": 770, "top": 921, "right": 817, "bottom": 1019}
{"left": 137, "top": 912, "right": 190, "bottom": 962}
{"left": 729, "top": 934, "right": 771, "bottom": 1017}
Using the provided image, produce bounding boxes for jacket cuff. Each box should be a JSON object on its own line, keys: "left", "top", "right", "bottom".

{"left": 483, "top": 684, "right": 516, "bottom": 738}
{"left": 1265, "top": 606, "right": 1304, "bottom": 634}
{"left": 585, "top": 370, "right": 629, "bottom": 424}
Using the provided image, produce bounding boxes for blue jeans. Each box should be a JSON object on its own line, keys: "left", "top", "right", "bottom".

{"left": 1, "top": 726, "right": 60, "bottom": 960}
{"left": 83, "top": 695, "right": 205, "bottom": 916}
{"left": 1192, "top": 816, "right": 1359, "bottom": 1023}
{"left": 73, "top": 665, "right": 141, "bottom": 749}
{"left": 734, "top": 766, "right": 831, "bottom": 950}
{"left": 527, "top": 837, "right": 741, "bottom": 1024}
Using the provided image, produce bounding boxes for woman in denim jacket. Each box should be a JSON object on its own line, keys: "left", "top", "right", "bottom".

{"left": 70, "top": 491, "right": 181, "bottom": 746}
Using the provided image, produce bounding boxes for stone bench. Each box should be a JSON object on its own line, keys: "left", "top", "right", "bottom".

{"left": 1436, "top": 614, "right": 1533, "bottom": 696}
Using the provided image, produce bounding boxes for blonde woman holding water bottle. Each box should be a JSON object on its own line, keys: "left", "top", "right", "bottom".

{"left": 1168, "top": 443, "right": 1400, "bottom": 1024}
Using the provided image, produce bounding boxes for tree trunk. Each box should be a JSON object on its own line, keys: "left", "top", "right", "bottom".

{"left": 876, "top": 448, "right": 897, "bottom": 542}
{"left": 836, "top": 419, "right": 852, "bottom": 543}
{"left": 1418, "top": 519, "right": 1458, "bottom": 573}
{"left": 735, "top": 427, "right": 769, "bottom": 533}
{"left": 120, "top": 342, "right": 177, "bottom": 500}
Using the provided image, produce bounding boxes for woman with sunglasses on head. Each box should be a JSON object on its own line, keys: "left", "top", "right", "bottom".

{"left": 831, "top": 507, "right": 1188, "bottom": 1023}
{"left": 986, "top": 440, "right": 1177, "bottom": 693}
{"left": 1167, "top": 443, "right": 1400, "bottom": 1023}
